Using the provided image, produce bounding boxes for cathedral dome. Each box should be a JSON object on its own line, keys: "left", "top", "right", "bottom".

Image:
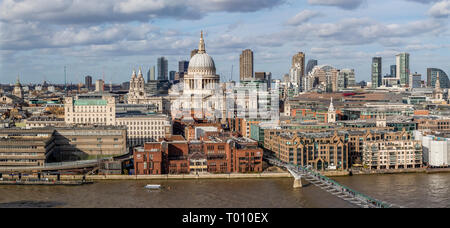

{"left": 188, "top": 53, "right": 216, "bottom": 75}
{"left": 187, "top": 31, "right": 216, "bottom": 75}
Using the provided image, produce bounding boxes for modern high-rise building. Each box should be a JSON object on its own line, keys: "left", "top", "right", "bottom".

{"left": 240, "top": 49, "right": 254, "bottom": 81}
{"left": 289, "top": 52, "right": 305, "bottom": 92}
{"left": 157, "top": 57, "right": 168, "bottom": 81}
{"left": 177, "top": 60, "right": 189, "bottom": 81}
{"left": 95, "top": 79, "right": 105, "bottom": 93}
{"left": 338, "top": 69, "right": 356, "bottom": 90}
{"left": 85, "top": 75, "right": 92, "bottom": 90}
{"left": 427, "top": 68, "right": 449, "bottom": 88}
{"left": 292, "top": 52, "right": 305, "bottom": 72}
{"left": 371, "top": 57, "right": 382, "bottom": 88}
{"left": 147, "top": 66, "right": 155, "bottom": 82}
{"left": 410, "top": 72, "right": 422, "bottom": 89}
{"left": 396, "top": 53, "right": 410, "bottom": 87}
{"left": 169, "top": 71, "right": 176, "bottom": 81}
{"left": 390, "top": 65, "right": 396, "bottom": 78}
{"left": 179, "top": 60, "right": 189, "bottom": 73}
{"left": 306, "top": 59, "right": 318, "bottom": 76}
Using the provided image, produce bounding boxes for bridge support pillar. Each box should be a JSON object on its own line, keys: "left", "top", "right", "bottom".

{"left": 293, "top": 177, "right": 303, "bottom": 188}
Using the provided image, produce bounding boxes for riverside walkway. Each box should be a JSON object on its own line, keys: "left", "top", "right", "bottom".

{"left": 266, "top": 156, "right": 398, "bottom": 208}
{"left": 0, "top": 159, "right": 101, "bottom": 172}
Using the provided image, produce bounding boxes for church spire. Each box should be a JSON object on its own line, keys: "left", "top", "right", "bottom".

{"left": 436, "top": 72, "right": 441, "bottom": 90}
{"left": 138, "top": 67, "right": 143, "bottom": 78}
{"left": 328, "top": 97, "right": 335, "bottom": 112}
{"left": 198, "top": 30, "right": 206, "bottom": 54}
{"left": 16, "top": 74, "right": 21, "bottom": 86}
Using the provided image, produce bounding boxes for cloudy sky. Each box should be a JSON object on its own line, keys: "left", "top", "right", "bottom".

{"left": 0, "top": 0, "right": 449, "bottom": 85}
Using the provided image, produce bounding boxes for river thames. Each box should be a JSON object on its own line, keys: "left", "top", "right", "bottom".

{"left": 1, "top": 173, "right": 449, "bottom": 208}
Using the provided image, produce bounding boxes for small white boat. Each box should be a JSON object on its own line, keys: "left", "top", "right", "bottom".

{"left": 145, "top": 184, "right": 161, "bottom": 190}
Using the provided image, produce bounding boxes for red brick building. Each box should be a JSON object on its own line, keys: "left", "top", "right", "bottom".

{"left": 133, "top": 133, "right": 263, "bottom": 175}
{"left": 134, "top": 143, "right": 165, "bottom": 175}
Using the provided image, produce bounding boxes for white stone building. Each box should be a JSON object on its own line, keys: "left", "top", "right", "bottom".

{"left": 115, "top": 113, "right": 172, "bottom": 147}
{"left": 415, "top": 131, "right": 450, "bottom": 167}
{"left": 64, "top": 94, "right": 116, "bottom": 126}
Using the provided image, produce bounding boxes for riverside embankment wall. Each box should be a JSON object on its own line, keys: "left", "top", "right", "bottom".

{"left": 50, "top": 172, "right": 292, "bottom": 181}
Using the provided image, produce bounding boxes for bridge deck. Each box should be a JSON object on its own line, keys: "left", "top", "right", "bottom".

{"left": 266, "top": 156, "right": 397, "bottom": 208}
{"left": 0, "top": 160, "right": 100, "bottom": 172}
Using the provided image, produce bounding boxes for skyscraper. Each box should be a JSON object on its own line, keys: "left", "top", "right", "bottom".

{"left": 427, "top": 68, "right": 449, "bottom": 88}
{"left": 157, "top": 57, "right": 168, "bottom": 81}
{"left": 338, "top": 69, "right": 355, "bottom": 90}
{"left": 306, "top": 59, "right": 318, "bottom": 76}
{"left": 85, "top": 75, "right": 92, "bottom": 90}
{"left": 240, "top": 49, "right": 254, "bottom": 81}
{"left": 371, "top": 57, "right": 382, "bottom": 88}
{"left": 177, "top": 60, "right": 189, "bottom": 81}
{"left": 410, "top": 72, "right": 422, "bottom": 89}
{"left": 390, "top": 65, "right": 396, "bottom": 78}
{"left": 147, "top": 66, "right": 155, "bottom": 81}
{"left": 290, "top": 52, "right": 305, "bottom": 92}
{"left": 292, "top": 52, "right": 305, "bottom": 71}
{"left": 169, "top": 71, "right": 176, "bottom": 81}
{"left": 95, "top": 79, "right": 104, "bottom": 93}
{"left": 396, "top": 53, "right": 410, "bottom": 87}
{"left": 179, "top": 60, "right": 189, "bottom": 73}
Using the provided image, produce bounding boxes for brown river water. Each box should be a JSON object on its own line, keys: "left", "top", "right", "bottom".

{"left": 0, "top": 173, "right": 449, "bottom": 208}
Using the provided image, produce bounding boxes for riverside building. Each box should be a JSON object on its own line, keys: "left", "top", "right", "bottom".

{"left": 263, "top": 127, "right": 414, "bottom": 168}
{"left": 362, "top": 140, "right": 422, "bottom": 170}
{"left": 133, "top": 132, "right": 263, "bottom": 175}
{"left": 115, "top": 113, "right": 172, "bottom": 147}
{"left": 0, "top": 126, "right": 128, "bottom": 165}
{"left": 415, "top": 131, "right": 450, "bottom": 167}
{"left": 0, "top": 128, "right": 55, "bottom": 167}
{"left": 64, "top": 93, "right": 172, "bottom": 148}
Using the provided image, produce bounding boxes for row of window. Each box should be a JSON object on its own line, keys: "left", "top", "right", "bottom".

{"left": 0, "top": 146, "right": 39, "bottom": 149}
{"left": 0, "top": 152, "right": 39, "bottom": 155}
{"left": 0, "top": 159, "right": 38, "bottom": 162}
{"left": 71, "top": 138, "right": 120, "bottom": 142}
{"left": 128, "top": 131, "right": 164, "bottom": 136}
{"left": 117, "top": 121, "right": 168, "bottom": 125}
{"left": 69, "top": 107, "right": 113, "bottom": 112}
{"left": 71, "top": 118, "right": 113, "bottom": 123}
{"left": 126, "top": 126, "right": 164, "bottom": 130}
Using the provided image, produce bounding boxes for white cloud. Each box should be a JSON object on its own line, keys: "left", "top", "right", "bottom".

{"left": 428, "top": 0, "right": 450, "bottom": 18}
{"left": 308, "top": 0, "right": 365, "bottom": 10}
{"left": 287, "top": 17, "right": 446, "bottom": 46}
{"left": 0, "top": 0, "right": 285, "bottom": 24}
{"left": 404, "top": 0, "right": 440, "bottom": 4}
{"left": 286, "top": 10, "right": 322, "bottom": 26}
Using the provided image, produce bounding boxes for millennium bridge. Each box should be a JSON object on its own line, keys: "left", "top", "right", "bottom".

{"left": 265, "top": 156, "right": 398, "bottom": 208}
{"left": 0, "top": 159, "right": 101, "bottom": 172}
{"left": 0, "top": 153, "right": 134, "bottom": 173}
